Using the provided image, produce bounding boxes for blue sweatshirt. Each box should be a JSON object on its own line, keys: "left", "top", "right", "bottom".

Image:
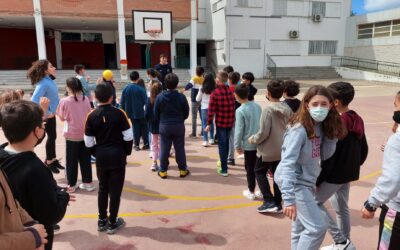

{"left": 31, "top": 76, "right": 59, "bottom": 115}
{"left": 368, "top": 131, "right": 400, "bottom": 212}
{"left": 274, "top": 123, "right": 337, "bottom": 207}
{"left": 154, "top": 90, "right": 189, "bottom": 125}
{"left": 145, "top": 99, "right": 159, "bottom": 134}
{"left": 77, "top": 75, "right": 96, "bottom": 97}
{"left": 234, "top": 101, "right": 262, "bottom": 151}
{"left": 120, "top": 83, "right": 147, "bottom": 120}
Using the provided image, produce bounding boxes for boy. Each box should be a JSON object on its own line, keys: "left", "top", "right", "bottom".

{"left": 317, "top": 82, "right": 368, "bottom": 250}
{"left": 227, "top": 71, "right": 241, "bottom": 165}
{"left": 74, "top": 64, "right": 95, "bottom": 106}
{"left": 183, "top": 66, "right": 205, "bottom": 137}
{"left": 248, "top": 80, "right": 292, "bottom": 212}
{"left": 283, "top": 80, "right": 301, "bottom": 113}
{"left": 154, "top": 73, "right": 190, "bottom": 179}
{"left": 120, "top": 71, "right": 149, "bottom": 151}
{"left": 205, "top": 71, "right": 235, "bottom": 177}
{"left": 84, "top": 83, "right": 133, "bottom": 234}
{"left": 154, "top": 54, "right": 173, "bottom": 89}
{"left": 0, "top": 100, "right": 71, "bottom": 250}
{"left": 234, "top": 84, "right": 262, "bottom": 199}
{"left": 241, "top": 72, "right": 258, "bottom": 101}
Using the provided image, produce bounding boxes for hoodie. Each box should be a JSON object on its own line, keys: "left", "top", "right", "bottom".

{"left": 274, "top": 123, "right": 338, "bottom": 207}
{"left": 0, "top": 145, "right": 70, "bottom": 233}
{"left": 317, "top": 110, "right": 368, "bottom": 185}
{"left": 368, "top": 130, "right": 400, "bottom": 212}
{"left": 248, "top": 102, "right": 293, "bottom": 162}
{"left": 154, "top": 89, "right": 189, "bottom": 125}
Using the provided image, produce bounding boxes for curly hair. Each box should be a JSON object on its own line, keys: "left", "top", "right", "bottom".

{"left": 27, "top": 59, "right": 49, "bottom": 85}
{"left": 0, "top": 90, "right": 21, "bottom": 107}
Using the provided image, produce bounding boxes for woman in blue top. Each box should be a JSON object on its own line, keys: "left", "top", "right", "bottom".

{"left": 274, "top": 85, "right": 346, "bottom": 250}
{"left": 28, "top": 59, "right": 64, "bottom": 174}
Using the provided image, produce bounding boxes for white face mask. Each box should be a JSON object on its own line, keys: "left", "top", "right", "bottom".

{"left": 309, "top": 107, "right": 330, "bottom": 122}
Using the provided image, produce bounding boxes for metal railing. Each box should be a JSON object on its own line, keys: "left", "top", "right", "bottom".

{"left": 332, "top": 56, "right": 400, "bottom": 77}
{"left": 267, "top": 54, "right": 277, "bottom": 79}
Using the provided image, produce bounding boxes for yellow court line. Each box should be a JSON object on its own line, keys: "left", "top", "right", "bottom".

{"left": 357, "top": 169, "right": 382, "bottom": 182}
{"left": 64, "top": 202, "right": 262, "bottom": 219}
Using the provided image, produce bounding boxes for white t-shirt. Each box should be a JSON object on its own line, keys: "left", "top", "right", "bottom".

{"left": 196, "top": 88, "right": 211, "bottom": 109}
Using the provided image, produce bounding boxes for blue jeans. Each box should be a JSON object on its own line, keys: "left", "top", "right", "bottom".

{"left": 159, "top": 123, "right": 187, "bottom": 171}
{"left": 216, "top": 127, "right": 231, "bottom": 173}
{"left": 201, "top": 109, "right": 214, "bottom": 142}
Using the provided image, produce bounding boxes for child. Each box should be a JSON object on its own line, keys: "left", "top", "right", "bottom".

{"left": 283, "top": 80, "right": 301, "bottom": 113}
{"left": 196, "top": 73, "right": 216, "bottom": 147}
{"left": 205, "top": 71, "right": 235, "bottom": 177}
{"left": 154, "top": 73, "right": 190, "bottom": 179}
{"left": 248, "top": 80, "right": 292, "bottom": 211}
{"left": 223, "top": 65, "right": 234, "bottom": 75}
{"left": 184, "top": 66, "right": 205, "bottom": 138}
{"left": 274, "top": 85, "right": 346, "bottom": 250}
{"left": 101, "top": 70, "right": 117, "bottom": 107}
{"left": 361, "top": 91, "right": 400, "bottom": 250}
{"left": 0, "top": 100, "right": 72, "bottom": 250}
{"left": 317, "top": 82, "right": 368, "bottom": 250}
{"left": 241, "top": 72, "right": 258, "bottom": 101}
{"left": 234, "top": 84, "right": 262, "bottom": 200}
{"left": 74, "top": 64, "right": 95, "bottom": 107}
{"left": 145, "top": 82, "right": 163, "bottom": 171}
{"left": 137, "top": 78, "right": 146, "bottom": 89}
{"left": 84, "top": 83, "right": 133, "bottom": 234}
{"left": 16, "top": 89, "right": 24, "bottom": 99}
{"left": 227, "top": 72, "right": 241, "bottom": 165}
{"left": 57, "top": 77, "right": 95, "bottom": 193}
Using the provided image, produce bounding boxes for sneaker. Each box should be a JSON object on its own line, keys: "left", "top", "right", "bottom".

{"left": 67, "top": 185, "right": 78, "bottom": 193}
{"left": 322, "top": 239, "right": 355, "bottom": 250}
{"left": 150, "top": 162, "right": 159, "bottom": 172}
{"left": 48, "top": 164, "right": 60, "bottom": 174}
{"left": 242, "top": 190, "right": 256, "bottom": 200}
{"left": 107, "top": 218, "right": 126, "bottom": 235}
{"left": 209, "top": 139, "right": 215, "bottom": 145}
{"left": 179, "top": 169, "right": 190, "bottom": 178}
{"left": 79, "top": 183, "right": 96, "bottom": 192}
{"left": 134, "top": 146, "right": 140, "bottom": 151}
{"left": 53, "top": 224, "right": 61, "bottom": 233}
{"left": 227, "top": 159, "right": 235, "bottom": 166}
{"left": 98, "top": 218, "right": 108, "bottom": 232}
{"left": 255, "top": 190, "right": 263, "bottom": 200}
{"left": 276, "top": 205, "right": 283, "bottom": 214}
{"left": 158, "top": 171, "right": 168, "bottom": 179}
{"left": 257, "top": 201, "right": 278, "bottom": 213}
{"left": 202, "top": 141, "right": 209, "bottom": 147}
{"left": 189, "top": 134, "right": 196, "bottom": 138}
{"left": 142, "top": 145, "right": 150, "bottom": 150}
{"left": 51, "top": 160, "right": 65, "bottom": 170}
{"left": 217, "top": 167, "right": 228, "bottom": 177}
{"left": 90, "top": 156, "right": 96, "bottom": 163}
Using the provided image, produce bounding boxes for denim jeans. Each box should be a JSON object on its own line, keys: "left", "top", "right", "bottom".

{"left": 216, "top": 127, "right": 231, "bottom": 173}
{"left": 200, "top": 109, "right": 214, "bottom": 142}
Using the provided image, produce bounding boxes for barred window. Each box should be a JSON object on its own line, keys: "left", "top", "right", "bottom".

{"left": 358, "top": 24, "right": 373, "bottom": 39}
{"left": 358, "top": 19, "right": 400, "bottom": 39}
{"left": 312, "top": 1, "right": 326, "bottom": 16}
{"left": 309, "top": 41, "right": 337, "bottom": 55}
{"left": 82, "top": 33, "right": 102, "bottom": 42}
{"left": 61, "top": 32, "right": 81, "bottom": 41}
{"left": 393, "top": 19, "right": 400, "bottom": 36}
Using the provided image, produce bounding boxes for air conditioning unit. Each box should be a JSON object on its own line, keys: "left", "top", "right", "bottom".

{"left": 312, "top": 14, "right": 322, "bottom": 22}
{"left": 289, "top": 30, "right": 299, "bottom": 39}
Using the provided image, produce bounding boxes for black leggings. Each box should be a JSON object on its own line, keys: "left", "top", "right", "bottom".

{"left": 96, "top": 167, "right": 126, "bottom": 224}
{"left": 44, "top": 117, "right": 57, "bottom": 161}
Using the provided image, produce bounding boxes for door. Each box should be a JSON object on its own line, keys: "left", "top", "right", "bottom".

{"left": 104, "top": 43, "right": 117, "bottom": 69}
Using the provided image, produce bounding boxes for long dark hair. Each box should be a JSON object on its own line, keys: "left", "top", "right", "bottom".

{"left": 146, "top": 68, "right": 161, "bottom": 80}
{"left": 289, "top": 85, "right": 346, "bottom": 139}
{"left": 66, "top": 77, "right": 85, "bottom": 102}
{"left": 202, "top": 73, "right": 216, "bottom": 95}
{"left": 150, "top": 82, "right": 163, "bottom": 105}
{"left": 27, "top": 59, "right": 49, "bottom": 85}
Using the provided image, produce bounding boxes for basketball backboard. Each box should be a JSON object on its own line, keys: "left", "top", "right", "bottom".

{"left": 132, "top": 10, "right": 172, "bottom": 42}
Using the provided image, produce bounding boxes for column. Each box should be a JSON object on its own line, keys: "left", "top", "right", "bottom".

{"left": 54, "top": 30, "right": 62, "bottom": 69}
{"left": 190, "top": 0, "right": 197, "bottom": 76}
{"left": 170, "top": 33, "right": 176, "bottom": 68}
{"left": 117, "top": 0, "right": 128, "bottom": 80}
{"left": 32, "top": 0, "right": 47, "bottom": 59}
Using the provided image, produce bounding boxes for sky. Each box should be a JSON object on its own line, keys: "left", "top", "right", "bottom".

{"left": 352, "top": 0, "right": 400, "bottom": 15}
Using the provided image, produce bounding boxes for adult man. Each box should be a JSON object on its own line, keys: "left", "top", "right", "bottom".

{"left": 154, "top": 54, "right": 173, "bottom": 90}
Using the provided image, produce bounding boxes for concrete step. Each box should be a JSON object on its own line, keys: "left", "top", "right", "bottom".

{"left": 275, "top": 67, "right": 342, "bottom": 80}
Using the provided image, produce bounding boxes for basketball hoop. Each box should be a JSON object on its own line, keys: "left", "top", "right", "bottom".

{"left": 146, "top": 29, "right": 162, "bottom": 39}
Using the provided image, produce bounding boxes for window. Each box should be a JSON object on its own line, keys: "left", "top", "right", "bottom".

{"left": 374, "top": 21, "right": 391, "bottom": 38}
{"left": 312, "top": 1, "right": 326, "bottom": 16}
{"left": 358, "top": 24, "right": 373, "bottom": 39}
{"left": 393, "top": 19, "right": 400, "bottom": 36}
{"left": 358, "top": 20, "right": 400, "bottom": 39}
{"left": 126, "top": 35, "right": 135, "bottom": 43}
{"left": 233, "top": 39, "right": 261, "bottom": 49}
{"left": 273, "top": 0, "right": 287, "bottom": 16}
{"left": 309, "top": 41, "right": 337, "bottom": 55}
{"left": 82, "top": 33, "right": 102, "bottom": 42}
{"left": 237, "top": 0, "right": 248, "bottom": 7}
{"left": 61, "top": 32, "right": 81, "bottom": 41}
{"left": 236, "top": 0, "right": 263, "bottom": 8}
{"left": 212, "top": 0, "right": 224, "bottom": 12}
{"left": 216, "top": 40, "right": 224, "bottom": 50}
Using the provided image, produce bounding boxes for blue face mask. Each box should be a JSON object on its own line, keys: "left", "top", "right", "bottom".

{"left": 309, "top": 107, "right": 330, "bottom": 122}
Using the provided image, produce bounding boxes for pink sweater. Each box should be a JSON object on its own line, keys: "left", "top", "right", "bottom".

{"left": 57, "top": 95, "right": 92, "bottom": 140}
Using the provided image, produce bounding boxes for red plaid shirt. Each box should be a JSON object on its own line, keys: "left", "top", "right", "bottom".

{"left": 208, "top": 84, "right": 235, "bottom": 128}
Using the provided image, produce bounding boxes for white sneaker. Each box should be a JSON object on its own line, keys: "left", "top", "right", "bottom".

{"left": 321, "top": 240, "right": 355, "bottom": 250}
{"left": 202, "top": 141, "right": 209, "bottom": 147}
{"left": 209, "top": 139, "right": 215, "bottom": 145}
{"left": 320, "top": 245, "right": 334, "bottom": 250}
{"left": 79, "top": 183, "right": 96, "bottom": 192}
{"left": 255, "top": 190, "right": 263, "bottom": 200}
{"left": 150, "top": 162, "right": 159, "bottom": 172}
{"left": 237, "top": 154, "right": 244, "bottom": 159}
{"left": 242, "top": 190, "right": 256, "bottom": 200}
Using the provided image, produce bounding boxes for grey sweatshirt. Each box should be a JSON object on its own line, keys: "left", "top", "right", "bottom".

{"left": 248, "top": 102, "right": 292, "bottom": 162}
{"left": 274, "top": 123, "right": 337, "bottom": 207}
{"left": 368, "top": 131, "right": 400, "bottom": 212}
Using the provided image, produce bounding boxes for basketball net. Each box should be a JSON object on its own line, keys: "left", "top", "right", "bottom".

{"left": 146, "top": 29, "right": 162, "bottom": 39}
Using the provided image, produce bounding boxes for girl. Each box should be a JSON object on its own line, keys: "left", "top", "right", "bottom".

{"left": 145, "top": 82, "right": 163, "bottom": 171}
{"left": 274, "top": 85, "right": 346, "bottom": 250}
{"left": 57, "top": 77, "right": 94, "bottom": 193}
{"left": 196, "top": 73, "right": 215, "bottom": 147}
{"left": 28, "top": 59, "right": 64, "bottom": 174}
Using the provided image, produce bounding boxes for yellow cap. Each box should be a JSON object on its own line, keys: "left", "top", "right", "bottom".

{"left": 102, "top": 70, "right": 113, "bottom": 81}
